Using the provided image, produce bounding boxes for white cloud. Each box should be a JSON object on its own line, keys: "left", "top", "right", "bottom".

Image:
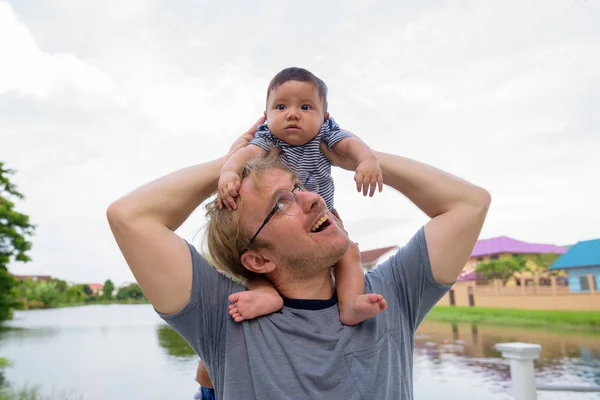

{"left": 0, "top": 2, "right": 120, "bottom": 109}
{"left": 1, "top": 0, "right": 599, "bottom": 284}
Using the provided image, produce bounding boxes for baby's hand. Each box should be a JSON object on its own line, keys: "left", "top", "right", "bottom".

{"left": 354, "top": 158, "right": 383, "bottom": 197}
{"left": 218, "top": 170, "right": 242, "bottom": 210}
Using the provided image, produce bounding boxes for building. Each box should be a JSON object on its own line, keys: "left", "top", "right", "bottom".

{"left": 458, "top": 236, "right": 567, "bottom": 285}
{"left": 549, "top": 238, "right": 600, "bottom": 293}
{"left": 88, "top": 283, "right": 104, "bottom": 296}
{"left": 360, "top": 245, "right": 399, "bottom": 272}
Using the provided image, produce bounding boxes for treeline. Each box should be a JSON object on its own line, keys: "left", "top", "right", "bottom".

{"left": 11, "top": 278, "right": 147, "bottom": 310}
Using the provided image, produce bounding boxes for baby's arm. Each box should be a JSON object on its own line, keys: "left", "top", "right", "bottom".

{"left": 218, "top": 145, "right": 267, "bottom": 210}
{"left": 227, "top": 277, "right": 283, "bottom": 322}
{"left": 332, "top": 137, "right": 383, "bottom": 197}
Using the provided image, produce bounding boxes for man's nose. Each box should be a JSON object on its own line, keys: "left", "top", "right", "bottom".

{"left": 299, "top": 190, "right": 324, "bottom": 215}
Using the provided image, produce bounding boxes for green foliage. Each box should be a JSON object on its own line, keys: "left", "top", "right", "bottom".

{"left": 11, "top": 279, "right": 63, "bottom": 308}
{"left": 0, "top": 162, "right": 35, "bottom": 268}
{"left": 427, "top": 306, "right": 600, "bottom": 332}
{"left": 9, "top": 278, "right": 146, "bottom": 310}
{"left": 156, "top": 325, "right": 195, "bottom": 357}
{"left": 81, "top": 285, "right": 92, "bottom": 297}
{"left": 475, "top": 255, "right": 528, "bottom": 286}
{"left": 102, "top": 280, "right": 114, "bottom": 300}
{"left": 0, "top": 162, "right": 35, "bottom": 323}
{"left": 522, "top": 253, "right": 562, "bottom": 273}
{"left": 0, "top": 268, "right": 16, "bottom": 321}
{"left": 116, "top": 283, "right": 146, "bottom": 301}
{"left": 65, "top": 285, "right": 85, "bottom": 304}
{"left": 0, "top": 385, "right": 84, "bottom": 400}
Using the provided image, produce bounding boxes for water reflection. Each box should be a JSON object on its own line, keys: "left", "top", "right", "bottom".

{"left": 415, "top": 320, "right": 600, "bottom": 391}
{"left": 1, "top": 306, "right": 599, "bottom": 399}
{"left": 156, "top": 324, "right": 195, "bottom": 358}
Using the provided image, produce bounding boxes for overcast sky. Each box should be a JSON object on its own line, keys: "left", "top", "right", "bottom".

{"left": 1, "top": 0, "right": 598, "bottom": 286}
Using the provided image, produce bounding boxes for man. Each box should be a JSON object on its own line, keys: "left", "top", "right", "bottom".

{"left": 107, "top": 116, "right": 491, "bottom": 399}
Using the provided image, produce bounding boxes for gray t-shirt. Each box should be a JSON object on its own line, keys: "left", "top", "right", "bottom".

{"left": 158, "top": 227, "right": 451, "bottom": 399}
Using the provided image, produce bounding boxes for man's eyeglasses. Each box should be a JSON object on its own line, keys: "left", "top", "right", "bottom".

{"left": 249, "top": 174, "right": 318, "bottom": 244}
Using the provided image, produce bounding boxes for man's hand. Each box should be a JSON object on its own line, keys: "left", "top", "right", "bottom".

{"left": 354, "top": 157, "right": 383, "bottom": 197}
{"left": 228, "top": 116, "right": 265, "bottom": 155}
{"left": 218, "top": 170, "right": 242, "bottom": 210}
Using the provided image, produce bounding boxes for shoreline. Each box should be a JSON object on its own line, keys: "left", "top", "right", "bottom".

{"left": 426, "top": 306, "right": 600, "bottom": 333}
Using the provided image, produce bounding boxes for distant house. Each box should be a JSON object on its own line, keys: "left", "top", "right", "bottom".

{"left": 11, "top": 274, "right": 52, "bottom": 282}
{"left": 458, "top": 236, "right": 567, "bottom": 285}
{"left": 88, "top": 283, "right": 104, "bottom": 296}
{"left": 549, "top": 238, "right": 600, "bottom": 293}
{"left": 360, "top": 245, "right": 399, "bottom": 272}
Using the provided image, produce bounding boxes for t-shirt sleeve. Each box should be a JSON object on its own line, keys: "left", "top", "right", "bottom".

{"left": 369, "top": 227, "right": 451, "bottom": 331}
{"left": 156, "top": 242, "right": 243, "bottom": 367}
{"left": 320, "top": 118, "right": 352, "bottom": 150}
{"left": 249, "top": 125, "right": 279, "bottom": 152}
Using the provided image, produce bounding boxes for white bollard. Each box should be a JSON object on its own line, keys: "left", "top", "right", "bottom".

{"left": 495, "top": 342, "right": 542, "bottom": 400}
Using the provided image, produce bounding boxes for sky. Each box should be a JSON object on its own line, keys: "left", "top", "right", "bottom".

{"left": 1, "top": 0, "right": 599, "bottom": 286}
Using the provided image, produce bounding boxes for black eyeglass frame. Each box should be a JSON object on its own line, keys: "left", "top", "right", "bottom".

{"left": 248, "top": 183, "right": 303, "bottom": 244}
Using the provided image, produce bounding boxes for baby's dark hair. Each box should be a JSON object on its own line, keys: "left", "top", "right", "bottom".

{"left": 266, "top": 67, "right": 329, "bottom": 112}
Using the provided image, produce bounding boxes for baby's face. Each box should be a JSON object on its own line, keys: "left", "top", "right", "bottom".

{"left": 265, "top": 81, "right": 328, "bottom": 146}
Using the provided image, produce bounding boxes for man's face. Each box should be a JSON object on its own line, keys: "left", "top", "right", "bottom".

{"left": 265, "top": 81, "right": 328, "bottom": 146}
{"left": 238, "top": 169, "right": 348, "bottom": 278}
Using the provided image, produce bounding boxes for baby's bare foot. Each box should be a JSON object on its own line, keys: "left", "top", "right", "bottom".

{"left": 228, "top": 290, "right": 284, "bottom": 322}
{"left": 339, "top": 293, "right": 387, "bottom": 326}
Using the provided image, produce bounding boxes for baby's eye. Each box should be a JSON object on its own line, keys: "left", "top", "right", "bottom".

{"left": 301, "top": 104, "right": 311, "bottom": 110}
{"left": 276, "top": 104, "right": 286, "bottom": 110}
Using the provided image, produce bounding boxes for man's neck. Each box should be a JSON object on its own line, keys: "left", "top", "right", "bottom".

{"left": 269, "top": 270, "right": 334, "bottom": 300}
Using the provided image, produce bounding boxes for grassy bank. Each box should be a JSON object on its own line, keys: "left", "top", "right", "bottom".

{"left": 0, "top": 386, "right": 83, "bottom": 400}
{"left": 426, "top": 306, "right": 600, "bottom": 332}
{"left": 18, "top": 299, "right": 150, "bottom": 311}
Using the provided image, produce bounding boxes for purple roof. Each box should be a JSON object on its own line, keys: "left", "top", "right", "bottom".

{"left": 471, "top": 236, "right": 567, "bottom": 258}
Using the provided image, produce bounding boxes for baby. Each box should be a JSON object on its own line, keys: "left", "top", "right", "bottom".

{"left": 218, "top": 67, "right": 387, "bottom": 326}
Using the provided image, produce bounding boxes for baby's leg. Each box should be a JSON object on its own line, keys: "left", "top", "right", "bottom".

{"left": 335, "top": 244, "right": 387, "bottom": 326}
{"left": 196, "top": 360, "right": 213, "bottom": 388}
{"left": 228, "top": 277, "right": 283, "bottom": 322}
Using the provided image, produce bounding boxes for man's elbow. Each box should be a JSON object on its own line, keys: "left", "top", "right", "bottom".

{"left": 106, "top": 199, "right": 133, "bottom": 230}
{"left": 476, "top": 187, "right": 492, "bottom": 211}
{"left": 470, "top": 187, "right": 491, "bottom": 221}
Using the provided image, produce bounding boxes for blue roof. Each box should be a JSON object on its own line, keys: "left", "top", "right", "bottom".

{"left": 549, "top": 238, "right": 600, "bottom": 269}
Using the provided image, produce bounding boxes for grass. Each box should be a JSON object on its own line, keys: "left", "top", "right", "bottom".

{"left": 426, "top": 306, "right": 600, "bottom": 333}
{"left": 0, "top": 386, "right": 84, "bottom": 400}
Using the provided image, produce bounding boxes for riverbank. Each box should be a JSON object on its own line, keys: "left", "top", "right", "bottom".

{"left": 426, "top": 306, "right": 600, "bottom": 332}
{"left": 16, "top": 299, "right": 150, "bottom": 311}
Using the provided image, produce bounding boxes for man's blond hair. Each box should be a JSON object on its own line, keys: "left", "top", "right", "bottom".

{"left": 204, "top": 149, "right": 294, "bottom": 280}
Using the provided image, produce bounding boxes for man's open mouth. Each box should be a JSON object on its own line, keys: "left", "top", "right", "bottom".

{"left": 311, "top": 216, "right": 332, "bottom": 233}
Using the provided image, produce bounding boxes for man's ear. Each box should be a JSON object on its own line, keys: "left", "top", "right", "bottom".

{"left": 324, "top": 112, "right": 330, "bottom": 121}
{"left": 240, "top": 249, "right": 276, "bottom": 274}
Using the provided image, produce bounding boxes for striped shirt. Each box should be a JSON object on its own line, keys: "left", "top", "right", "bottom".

{"left": 249, "top": 117, "right": 351, "bottom": 211}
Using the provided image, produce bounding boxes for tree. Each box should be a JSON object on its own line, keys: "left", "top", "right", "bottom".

{"left": 65, "top": 284, "right": 85, "bottom": 304}
{"left": 116, "top": 283, "right": 147, "bottom": 302}
{"left": 523, "top": 253, "right": 562, "bottom": 275}
{"left": 103, "top": 279, "right": 114, "bottom": 300}
{"left": 82, "top": 284, "right": 93, "bottom": 296}
{"left": 475, "top": 255, "right": 529, "bottom": 286}
{"left": 0, "top": 162, "right": 35, "bottom": 322}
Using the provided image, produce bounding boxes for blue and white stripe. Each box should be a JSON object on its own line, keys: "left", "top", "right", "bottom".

{"left": 249, "top": 117, "right": 351, "bottom": 211}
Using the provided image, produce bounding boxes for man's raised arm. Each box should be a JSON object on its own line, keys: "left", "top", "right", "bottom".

{"left": 375, "top": 152, "right": 491, "bottom": 284}
{"left": 107, "top": 117, "right": 264, "bottom": 314}
{"left": 321, "top": 141, "right": 491, "bottom": 285}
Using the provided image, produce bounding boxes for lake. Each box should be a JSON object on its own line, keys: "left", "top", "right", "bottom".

{"left": 0, "top": 305, "right": 598, "bottom": 399}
